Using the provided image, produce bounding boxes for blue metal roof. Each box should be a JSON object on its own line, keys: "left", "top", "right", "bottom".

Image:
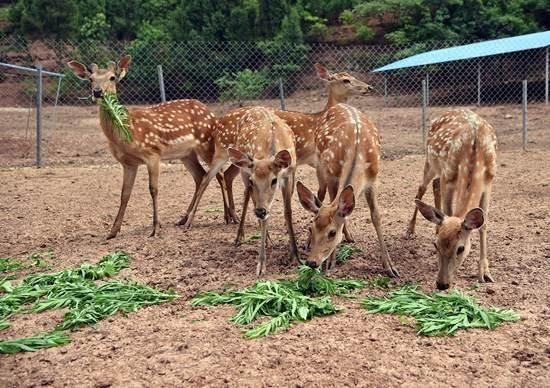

{"left": 373, "top": 31, "right": 550, "bottom": 72}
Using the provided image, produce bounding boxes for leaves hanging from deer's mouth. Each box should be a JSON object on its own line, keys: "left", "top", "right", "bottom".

{"left": 99, "top": 93, "right": 132, "bottom": 143}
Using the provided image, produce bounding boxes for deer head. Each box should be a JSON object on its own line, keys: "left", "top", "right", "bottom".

{"left": 415, "top": 200, "right": 485, "bottom": 290}
{"left": 228, "top": 148, "right": 292, "bottom": 221}
{"left": 314, "top": 63, "right": 374, "bottom": 102}
{"left": 297, "top": 181, "right": 355, "bottom": 268}
{"left": 67, "top": 55, "right": 132, "bottom": 101}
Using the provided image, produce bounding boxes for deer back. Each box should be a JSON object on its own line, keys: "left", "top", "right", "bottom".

{"left": 316, "top": 104, "right": 381, "bottom": 194}
{"left": 427, "top": 109, "right": 497, "bottom": 217}
{"left": 113, "top": 99, "right": 216, "bottom": 162}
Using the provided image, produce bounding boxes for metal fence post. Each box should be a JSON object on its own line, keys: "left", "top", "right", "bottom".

{"left": 425, "top": 73, "right": 430, "bottom": 106}
{"left": 384, "top": 74, "right": 388, "bottom": 106}
{"left": 157, "top": 65, "right": 166, "bottom": 103}
{"left": 545, "top": 47, "right": 548, "bottom": 105}
{"left": 278, "top": 77, "right": 285, "bottom": 111}
{"left": 36, "top": 65, "right": 43, "bottom": 168}
{"left": 421, "top": 79, "right": 427, "bottom": 146}
{"left": 477, "top": 63, "right": 482, "bottom": 106}
{"left": 521, "top": 80, "right": 527, "bottom": 151}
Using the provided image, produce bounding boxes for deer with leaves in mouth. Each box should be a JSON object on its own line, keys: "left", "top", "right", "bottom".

{"left": 296, "top": 103, "right": 398, "bottom": 277}
{"left": 407, "top": 109, "right": 497, "bottom": 290}
{"left": 68, "top": 55, "right": 234, "bottom": 239}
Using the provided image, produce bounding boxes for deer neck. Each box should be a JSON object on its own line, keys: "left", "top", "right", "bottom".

{"left": 324, "top": 88, "right": 349, "bottom": 112}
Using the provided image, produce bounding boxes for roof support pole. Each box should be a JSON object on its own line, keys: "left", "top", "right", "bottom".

{"left": 545, "top": 47, "right": 548, "bottom": 105}
{"left": 477, "top": 63, "right": 482, "bottom": 106}
{"left": 421, "top": 79, "right": 427, "bottom": 148}
{"left": 522, "top": 80, "right": 528, "bottom": 151}
{"left": 384, "top": 74, "right": 387, "bottom": 106}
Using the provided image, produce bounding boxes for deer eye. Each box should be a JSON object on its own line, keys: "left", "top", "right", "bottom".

{"left": 328, "top": 230, "right": 337, "bottom": 239}
{"left": 271, "top": 178, "right": 277, "bottom": 186}
{"left": 343, "top": 79, "right": 351, "bottom": 84}
{"left": 457, "top": 246, "right": 465, "bottom": 255}
{"left": 110, "top": 76, "right": 116, "bottom": 81}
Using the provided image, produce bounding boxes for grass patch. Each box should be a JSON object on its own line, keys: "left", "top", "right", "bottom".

{"left": 192, "top": 265, "right": 364, "bottom": 339}
{"left": 204, "top": 208, "right": 224, "bottom": 213}
{"left": 335, "top": 244, "right": 362, "bottom": 264}
{"left": 362, "top": 284, "right": 520, "bottom": 336}
{"left": 0, "top": 252, "right": 176, "bottom": 354}
{"left": 244, "top": 233, "right": 261, "bottom": 244}
{"left": 0, "top": 258, "right": 23, "bottom": 273}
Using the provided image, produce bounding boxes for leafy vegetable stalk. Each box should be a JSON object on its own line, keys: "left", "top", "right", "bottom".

{"left": 99, "top": 93, "right": 132, "bottom": 142}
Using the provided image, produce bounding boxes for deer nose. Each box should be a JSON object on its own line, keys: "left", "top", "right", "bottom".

{"left": 436, "top": 281, "right": 449, "bottom": 291}
{"left": 305, "top": 260, "right": 318, "bottom": 269}
{"left": 254, "top": 208, "right": 267, "bottom": 219}
{"left": 93, "top": 89, "right": 103, "bottom": 98}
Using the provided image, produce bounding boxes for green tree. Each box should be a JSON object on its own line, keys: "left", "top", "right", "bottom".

{"left": 278, "top": 6, "right": 303, "bottom": 43}
{"left": 11, "top": 0, "right": 79, "bottom": 38}
{"left": 257, "top": 0, "right": 288, "bottom": 38}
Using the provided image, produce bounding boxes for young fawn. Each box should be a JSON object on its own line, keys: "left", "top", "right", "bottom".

{"left": 211, "top": 63, "right": 373, "bottom": 241}
{"left": 180, "top": 106, "right": 298, "bottom": 275}
{"left": 296, "top": 104, "right": 398, "bottom": 277}
{"left": 228, "top": 107, "right": 299, "bottom": 275}
{"left": 68, "top": 56, "right": 231, "bottom": 238}
{"left": 407, "top": 109, "right": 497, "bottom": 290}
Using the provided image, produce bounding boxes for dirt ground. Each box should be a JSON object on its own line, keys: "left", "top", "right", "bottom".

{"left": 0, "top": 98, "right": 549, "bottom": 387}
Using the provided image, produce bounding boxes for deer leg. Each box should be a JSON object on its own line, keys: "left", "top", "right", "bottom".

{"left": 107, "top": 164, "right": 138, "bottom": 239}
{"left": 316, "top": 168, "right": 327, "bottom": 202}
{"left": 326, "top": 250, "right": 337, "bottom": 272}
{"left": 178, "top": 153, "right": 206, "bottom": 226}
{"left": 406, "top": 162, "right": 436, "bottom": 238}
{"left": 478, "top": 182, "right": 494, "bottom": 283}
{"left": 223, "top": 164, "right": 240, "bottom": 224}
{"left": 282, "top": 173, "right": 300, "bottom": 265}
{"left": 328, "top": 180, "right": 354, "bottom": 243}
{"left": 442, "top": 177, "right": 454, "bottom": 217}
{"left": 180, "top": 157, "right": 227, "bottom": 230}
{"left": 257, "top": 219, "right": 268, "bottom": 277}
{"left": 365, "top": 185, "right": 399, "bottom": 277}
{"left": 215, "top": 171, "right": 232, "bottom": 223}
{"left": 235, "top": 176, "right": 251, "bottom": 246}
{"left": 146, "top": 156, "right": 161, "bottom": 237}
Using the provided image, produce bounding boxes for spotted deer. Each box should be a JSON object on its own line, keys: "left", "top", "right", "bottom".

{"left": 296, "top": 104, "right": 398, "bottom": 276}
{"left": 67, "top": 56, "right": 232, "bottom": 238}
{"left": 406, "top": 109, "right": 497, "bottom": 290}
{"left": 180, "top": 106, "right": 298, "bottom": 275}
{"left": 203, "top": 63, "right": 373, "bottom": 241}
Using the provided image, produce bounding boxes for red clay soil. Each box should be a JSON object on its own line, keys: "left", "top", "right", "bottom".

{"left": 0, "top": 100, "right": 549, "bottom": 387}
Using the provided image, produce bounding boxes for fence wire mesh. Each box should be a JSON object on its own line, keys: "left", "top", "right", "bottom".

{"left": 0, "top": 36, "right": 548, "bottom": 167}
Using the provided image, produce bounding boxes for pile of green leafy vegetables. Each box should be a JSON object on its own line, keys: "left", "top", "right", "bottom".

{"left": 192, "top": 265, "right": 364, "bottom": 339}
{"left": 0, "top": 252, "right": 176, "bottom": 354}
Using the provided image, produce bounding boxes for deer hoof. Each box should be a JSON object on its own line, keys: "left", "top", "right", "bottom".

{"left": 105, "top": 231, "right": 118, "bottom": 240}
{"left": 149, "top": 223, "right": 161, "bottom": 238}
{"left": 478, "top": 271, "right": 494, "bottom": 283}
{"left": 404, "top": 229, "right": 416, "bottom": 240}
{"left": 256, "top": 262, "right": 266, "bottom": 277}
{"left": 386, "top": 266, "right": 400, "bottom": 278}
{"left": 176, "top": 214, "right": 189, "bottom": 226}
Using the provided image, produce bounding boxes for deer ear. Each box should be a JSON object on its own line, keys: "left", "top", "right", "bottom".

{"left": 106, "top": 61, "right": 116, "bottom": 72}
{"left": 297, "top": 181, "right": 321, "bottom": 214}
{"left": 117, "top": 55, "right": 132, "bottom": 80}
{"left": 67, "top": 61, "right": 91, "bottom": 80}
{"left": 228, "top": 148, "right": 252, "bottom": 169}
{"left": 273, "top": 150, "right": 292, "bottom": 170}
{"left": 337, "top": 185, "right": 355, "bottom": 218}
{"left": 415, "top": 199, "right": 445, "bottom": 225}
{"left": 463, "top": 208, "right": 484, "bottom": 230}
{"left": 314, "top": 63, "right": 332, "bottom": 81}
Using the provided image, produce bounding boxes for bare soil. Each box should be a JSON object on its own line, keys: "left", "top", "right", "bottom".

{"left": 0, "top": 99, "right": 549, "bottom": 387}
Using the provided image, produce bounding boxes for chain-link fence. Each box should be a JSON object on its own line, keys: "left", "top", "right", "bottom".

{"left": 1, "top": 36, "right": 548, "bottom": 166}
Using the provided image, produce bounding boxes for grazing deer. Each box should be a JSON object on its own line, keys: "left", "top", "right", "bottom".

{"left": 296, "top": 104, "right": 398, "bottom": 276}
{"left": 195, "top": 64, "right": 373, "bottom": 240}
{"left": 406, "top": 109, "right": 497, "bottom": 290}
{"left": 67, "top": 56, "right": 232, "bottom": 238}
